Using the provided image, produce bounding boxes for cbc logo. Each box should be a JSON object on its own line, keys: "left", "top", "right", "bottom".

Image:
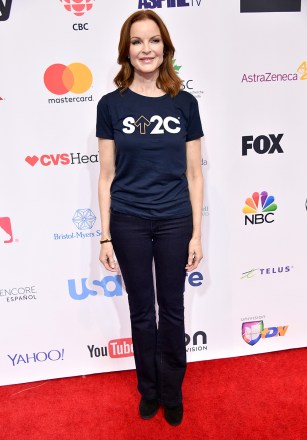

{"left": 44, "top": 63, "right": 92, "bottom": 95}
{"left": 60, "top": 0, "right": 95, "bottom": 17}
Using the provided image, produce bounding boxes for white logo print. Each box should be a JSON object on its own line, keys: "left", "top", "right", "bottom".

{"left": 123, "top": 115, "right": 181, "bottom": 135}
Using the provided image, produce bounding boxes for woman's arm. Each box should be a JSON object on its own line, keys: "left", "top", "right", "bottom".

{"left": 185, "top": 138, "right": 204, "bottom": 272}
{"left": 98, "top": 138, "right": 117, "bottom": 272}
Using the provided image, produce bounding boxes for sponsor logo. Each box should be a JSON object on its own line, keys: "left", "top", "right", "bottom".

{"left": 8, "top": 349, "right": 65, "bottom": 366}
{"left": 25, "top": 152, "right": 98, "bottom": 167}
{"left": 185, "top": 330, "right": 207, "bottom": 352}
{"left": 0, "top": 217, "right": 13, "bottom": 243}
{"left": 201, "top": 158, "right": 207, "bottom": 166}
{"left": 0, "top": 0, "right": 12, "bottom": 21}
{"left": 60, "top": 0, "right": 95, "bottom": 16}
{"left": 44, "top": 63, "right": 93, "bottom": 103}
{"left": 87, "top": 339, "right": 134, "bottom": 359}
{"left": 138, "top": 0, "right": 202, "bottom": 9}
{"left": 54, "top": 209, "right": 101, "bottom": 241}
{"left": 202, "top": 206, "right": 209, "bottom": 217}
{"left": 240, "top": 0, "right": 301, "bottom": 13}
{"left": 68, "top": 275, "right": 123, "bottom": 300}
{"left": 242, "top": 320, "right": 288, "bottom": 346}
{"left": 242, "top": 191, "right": 277, "bottom": 225}
{"left": 122, "top": 115, "right": 181, "bottom": 135}
{"left": 186, "top": 271, "right": 204, "bottom": 286}
{"left": 241, "top": 266, "right": 293, "bottom": 279}
{"left": 241, "top": 71, "right": 298, "bottom": 83}
{"left": 173, "top": 59, "right": 204, "bottom": 100}
{"left": 0, "top": 286, "right": 38, "bottom": 303}
{"left": 297, "top": 61, "right": 307, "bottom": 80}
{"left": 242, "top": 134, "right": 284, "bottom": 156}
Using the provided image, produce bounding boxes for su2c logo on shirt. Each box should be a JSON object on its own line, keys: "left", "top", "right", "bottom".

{"left": 123, "top": 115, "right": 181, "bottom": 135}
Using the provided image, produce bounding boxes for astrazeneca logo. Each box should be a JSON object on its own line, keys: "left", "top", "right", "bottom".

{"left": 68, "top": 275, "right": 123, "bottom": 300}
{"left": 138, "top": 0, "right": 202, "bottom": 9}
{"left": 241, "top": 265, "right": 293, "bottom": 279}
{"left": 60, "top": 0, "right": 95, "bottom": 16}
{"left": 25, "top": 152, "right": 98, "bottom": 167}
{"left": 8, "top": 349, "right": 65, "bottom": 367}
{"left": 242, "top": 321, "right": 288, "bottom": 346}
{"left": 0, "top": 0, "right": 12, "bottom": 21}
{"left": 0, "top": 217, "right": 13, "bottom": 244}
{"left": 185, "top": 331, "right": 207, "bottom": 352}
{"left": 242, "top": 191, "right": 277, "bottom": 225}
{"left": 72, "top": 209, "right": 96, "bottom": 230}
{"left": 242, "top": 134, "right": 284, "bottom": 156}
{"left": 44, "top": 63, "right": 93, "bottom": 103}
{"left": 54, "top": 209, "right": 101, "bottom": 241}
{"left": 0, "top": 285, "right": 38, "bottom": 303}
{"left": 297, "top": 61, "right": 307, "bottom": 80}
{"left": 240, "top": 0, "right": 301, "bottom": 13}
{"left": 87, "top": 339, "right": 134, "bottom": 359}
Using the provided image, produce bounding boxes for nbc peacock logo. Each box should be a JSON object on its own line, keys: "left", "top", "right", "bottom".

{"left": 242, "top": 191, "right": 277, "bottom": 225}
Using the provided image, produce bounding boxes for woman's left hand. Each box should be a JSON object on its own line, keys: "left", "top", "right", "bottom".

{"left": 185, "top": 237, "right": 203, "bottom": 272}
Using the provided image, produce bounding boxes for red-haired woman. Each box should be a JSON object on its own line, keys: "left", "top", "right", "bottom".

{"left": 97, "top": 10, "right": 203, "bottom": 426}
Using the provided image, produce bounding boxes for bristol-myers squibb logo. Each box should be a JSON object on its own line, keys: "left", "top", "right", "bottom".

{"left": 54, "top": 209, "right": 101, "bottom": 241}
{"left": 242, "top": 320, "right": 288, "bottom": 346}
{"left": 68, "top": 275, "right": 123, "bottom": 299}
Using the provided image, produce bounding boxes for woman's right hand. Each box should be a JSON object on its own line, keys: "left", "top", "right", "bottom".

{"left": 99, "top": 242, "right": 117, "bottom": 272}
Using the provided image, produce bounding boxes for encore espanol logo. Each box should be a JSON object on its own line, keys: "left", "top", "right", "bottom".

{"left": 44, "top": 63, "right": 93, "bottom": 104}
{"left": 60, "top": 0, "right": 95, "bottom": 16}
{"left": 242, "top": 191, "right": 277, "bottom": 225}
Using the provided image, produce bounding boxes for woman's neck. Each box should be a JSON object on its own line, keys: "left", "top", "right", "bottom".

{"left": 130, "top": 73, "right": 165, "bottom": 97}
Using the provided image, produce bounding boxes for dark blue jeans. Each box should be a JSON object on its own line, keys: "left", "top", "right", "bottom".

{"left": 110, "top": 210, "right": 193, "bottom": 407}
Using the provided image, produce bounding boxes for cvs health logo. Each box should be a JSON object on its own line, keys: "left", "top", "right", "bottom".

{"left": 242, "top": 191, "right": 277, "bottom": 225}
{"left": 242, "top": 134, "right": 284, "bottom": 156}
{"left": 25, "top": 152, "right": 98, "bottom": 167}
{"left": 68, "top": 275, "right": 123, "bottom": 300}
{"left": 0, "top": 217, "right": 13, "bottom": 244}
{"left": 0, "top": 0, "right": 12, "bottom": 21}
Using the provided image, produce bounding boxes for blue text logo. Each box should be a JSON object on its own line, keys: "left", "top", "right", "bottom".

{"left": 138, "top": 0, "right": 202, "bottom": 9}
{"left": 68, "top": 275, "right": 123, "bottom": 300}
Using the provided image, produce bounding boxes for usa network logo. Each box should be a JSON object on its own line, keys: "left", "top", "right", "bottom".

{"left": 242, "top": 320, "right": 288, "bottom": 346}
{"left": 60, "top": 0, "right": 95, "bottom": 16}
{"left": 0, "top": 217, "right": 13, "bottom": 243}
{"left": 242, "top": 191, "right": 277, "bottom": 225}
{"left": 54, "top": 209, "right": 101, "bottom": 241}
{"left": 0, "top": 0, "right": 12, "bottom": 21}
{"left": 44, "top": 63, "right": 93, "bottom": 104}
{"left": 68, "top": 275, "right": 123, "bottom": 300}
{"left": 240, "top": 0, "right": 301, "bottom": 13}
{"left": 25, "top": 152, "right": 98, "bottom": 167}
{"left": 138, "top": 0, "right": 202, "bottom": 9}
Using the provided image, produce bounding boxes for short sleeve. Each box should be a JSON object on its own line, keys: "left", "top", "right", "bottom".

{"left": 186, "top": 96, "right": 204, "bottom": 142}
{"left": 96, "top": 95, "right": 114, "bottom": 139}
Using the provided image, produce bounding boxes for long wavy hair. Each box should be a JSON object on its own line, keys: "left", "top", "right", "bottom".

{"left": 114, "top": 10, "right": 182, "bottom": 97}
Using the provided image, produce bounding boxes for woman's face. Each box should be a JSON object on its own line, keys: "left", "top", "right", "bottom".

{"left": 129, "top": 19, "right": 164, "bottom": 78}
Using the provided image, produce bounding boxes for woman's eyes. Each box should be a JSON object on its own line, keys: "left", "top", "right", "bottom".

{"left": 131, "top": 40, "right": 141, "bottom": 45}
{"left": 130, "top": 39, "right": 161, "bottom": 45}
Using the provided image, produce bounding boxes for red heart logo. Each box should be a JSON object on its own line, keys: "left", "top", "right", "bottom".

{"left": 25, "top": 155, "right": 39, "bottom": 166}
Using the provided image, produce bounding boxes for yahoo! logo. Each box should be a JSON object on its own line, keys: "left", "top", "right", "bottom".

{"left": 68, "top": 275, "right": 123, "bottom": 299}
{"left": 8, "top": 349, "right": 64, "bottom": 366}
{"left": 242, "top": 321, "right": 288, "bottom": 346}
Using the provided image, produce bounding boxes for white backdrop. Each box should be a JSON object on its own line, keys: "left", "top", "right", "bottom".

{"left": 0, "top": 0, "right": 306, "bottom": 386}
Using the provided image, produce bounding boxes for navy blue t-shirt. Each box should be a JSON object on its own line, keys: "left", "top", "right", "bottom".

{"left": 96, "top": 88, "right": 203, "bottom": 219}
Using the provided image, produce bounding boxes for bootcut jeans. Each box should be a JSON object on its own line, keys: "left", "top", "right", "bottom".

{"left": 110, "top": 209, "right": 193, "bottom": 407}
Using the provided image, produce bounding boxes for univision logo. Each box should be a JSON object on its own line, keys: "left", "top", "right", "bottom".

{"left": 242, "top": 191, "right": 277, "bottom": 225}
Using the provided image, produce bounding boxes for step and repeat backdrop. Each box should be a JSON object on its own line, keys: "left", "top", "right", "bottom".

{"left": 0, "top": 0, "right": 306, "bottom": 386}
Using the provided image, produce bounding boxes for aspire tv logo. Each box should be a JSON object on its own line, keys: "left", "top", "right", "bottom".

{"left": 0, "top": 0, "right": 12, "bottom": 21}
{"left": 0, "top": 217, "right": 13, "bottom": 244}
{"left": 242, "top": 134, "right": 284, "bottom": 156}
{"left": 242, "top": 191, "right": 277, "bottom": 225}
{"left": 242, "top": 320, "right": 288, "bottom": 346}
{"left": 25, "top": 152, "right": 98, "bottom": 167}
{"left": 44, "top": 63, "right": 93, "bottom": 104}
{"left": 241, "top": 265, "right": 294, "bottom": 279}
{"left": 54, "top": 209, "right": 101, "bottom": 241}
{"left": 240, "top": 0, "right": 301, "bottom": 13}
{"left": 138, "top": 0, "right": 202, "bottom": 9}
{"left": 60, "top": 0, "right": 95, "bottom": 16}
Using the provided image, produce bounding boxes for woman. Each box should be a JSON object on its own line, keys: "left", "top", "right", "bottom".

{"left": 96, "top": 10, "right": 203, "bottom": 426}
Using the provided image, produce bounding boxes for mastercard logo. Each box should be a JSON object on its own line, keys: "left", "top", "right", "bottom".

{"left": 60, "top": 0, "right": 95, "bottom": 17}
{"left": 44, "top": 63, "right": 93, "bottom": 95}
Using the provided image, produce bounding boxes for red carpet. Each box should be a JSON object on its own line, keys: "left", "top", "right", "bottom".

{"left": 1, "top": 348, "right": 306, "bottom": 440}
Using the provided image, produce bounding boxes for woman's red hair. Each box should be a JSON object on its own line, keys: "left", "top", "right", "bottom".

{"left": 114, "top": 10, "right": 182, "bottom": 97}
